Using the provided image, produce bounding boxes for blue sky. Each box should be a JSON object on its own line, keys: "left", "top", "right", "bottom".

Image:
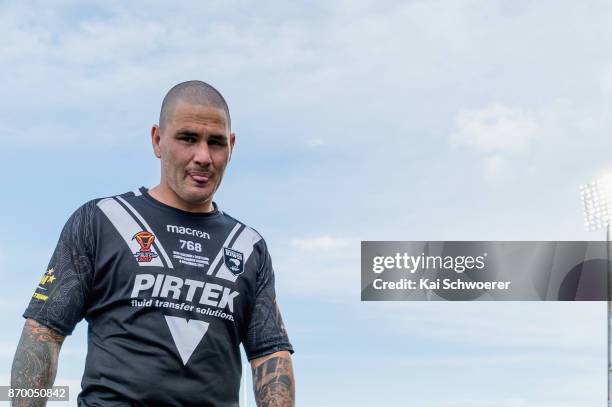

{"left": 1, "top": 1, "right": 611, "bottom": 405}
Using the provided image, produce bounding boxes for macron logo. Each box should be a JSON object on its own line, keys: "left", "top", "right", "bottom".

{"left": 166, "top": 225, "right": 211, "bottom": 240}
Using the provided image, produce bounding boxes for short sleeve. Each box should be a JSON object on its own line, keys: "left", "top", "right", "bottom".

{"left": 243, "top": 240, "right": 294, "bottom": 360}
{"left": 23, "top": 200, "right": 97, "bottom": 336}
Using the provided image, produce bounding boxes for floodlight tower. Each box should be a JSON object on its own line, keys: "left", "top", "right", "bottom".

{"left": 580, "top": 177, "right": 612, "bottom": 405}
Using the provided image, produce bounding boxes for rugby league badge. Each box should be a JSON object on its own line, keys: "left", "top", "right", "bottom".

{"left": 223, "top": 248, "right": 244, "bottom": 276}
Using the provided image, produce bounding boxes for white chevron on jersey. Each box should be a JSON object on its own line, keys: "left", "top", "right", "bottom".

{"left": 164, "top": 316, "right": 209, "bottom": 365}
{"left": 116, "top": 196, "right": 174, "bottom": 269}
{"left": 207, "top": 222, "right": 242, "bottom": 275}
{"left": 97, "top": 198, "right": 166, "bottom": 268}
{"left": 216, "top": 227, "right": 262, "bottom": 282}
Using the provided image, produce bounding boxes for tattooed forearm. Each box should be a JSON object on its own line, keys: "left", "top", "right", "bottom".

{"left": 10, "top": 319, "right": 65, "bottom": 407}
{"left": 252, "top": 353, "right": 295, "bottom": 407}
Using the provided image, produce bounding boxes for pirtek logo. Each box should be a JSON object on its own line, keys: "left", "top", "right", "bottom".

{"left": 131, "top": 273, "right": 239, "bottom": 312}
{"left": 166, "top": 225, "right": 211, "bottom": 240}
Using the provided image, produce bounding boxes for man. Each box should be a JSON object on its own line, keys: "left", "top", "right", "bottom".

{"left": 11, "top": 81, "right": 295, "bottom": 406}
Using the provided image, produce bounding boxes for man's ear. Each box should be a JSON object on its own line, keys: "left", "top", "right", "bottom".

{"left": 152, "top": 125, "right": 162, "bottom": 158}
{"left": 228, "top": 132, "right": 236, "bottom": 161}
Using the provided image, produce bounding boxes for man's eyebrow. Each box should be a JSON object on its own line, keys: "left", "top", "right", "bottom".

{"left": 174, "top": 129, "right": 227, "bottom": 138}
{"left": 175, "top": 129, "right": 199, "bottom": 137}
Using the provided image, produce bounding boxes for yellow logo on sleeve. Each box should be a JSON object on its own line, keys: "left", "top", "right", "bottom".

{"left": 39, "top": 268, "right": 56, "bottom": 286}
{"left": 33, "top": 292, "right": 48, "bottom": 301}
{"left": 33, "top": 268, "right": 56, "bottom": 301}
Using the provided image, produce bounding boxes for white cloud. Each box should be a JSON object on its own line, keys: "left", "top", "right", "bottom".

{"left": 290, "top": 235, "right": 350, "bottom": 250}
{"left": 366, "top": 301, "right": 605, "bottom": 351}
{"left": 482, "top": 154, "right": 509, "bottom": 180}
{"left": 281, "top": 236, "right": 356, "bottom": 299}
{"left": 273, "top": 236, "right": 358, "bottom": 300}
{"left": 0, "top": 0, "right": 606, "bottom": 148}
{"left": 449, "top": 99, "right": 612, "bottom": 182}
{"left": 306, "top": 138, "right": 325, "bottom": 147}
{"left": 389, "top": 352, "right": 600, "bottom": 369}
{"left": 451, "top": 103, "right": 539, "bottom": 153}
{"left": 278, "top": 262, "right": 356, "bottom": 300}
{"left": 449, "top": 103, "right": 542, "bottom": 180}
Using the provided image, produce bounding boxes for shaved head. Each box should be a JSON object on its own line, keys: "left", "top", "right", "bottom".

{"left": 159, "top": 80, "right": 231, "bottom": 132}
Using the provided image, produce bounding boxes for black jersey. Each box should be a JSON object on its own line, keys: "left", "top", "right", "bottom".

{"left": 23, "top": 187, "right": 293, "bottom": 407}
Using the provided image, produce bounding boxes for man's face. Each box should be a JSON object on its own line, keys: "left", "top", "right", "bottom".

{"left": 152, "top": 100, "right": 235, "bottom": 211}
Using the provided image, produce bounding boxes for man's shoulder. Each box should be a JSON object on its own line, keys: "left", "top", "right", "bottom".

{"left": 83, "top": 187, "right": 157, "bottom": 213}
{"left": 217, "top": 209, "right": 268, "bottom": 249}
{"left": 69, "top": 188, "right": 143, "bottom": 220}
{"left": 92, "top": 187, "right": 144, "bottom": 205}
{"left": 219, "top": 210, "right": 263, "bottom": 237}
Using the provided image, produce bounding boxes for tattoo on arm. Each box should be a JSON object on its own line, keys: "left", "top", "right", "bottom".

{"left": 252, "top": 355, "right": 295, "bottom": 407}
{"left": 11, "top": 318, "right": 65, "bottom": 407}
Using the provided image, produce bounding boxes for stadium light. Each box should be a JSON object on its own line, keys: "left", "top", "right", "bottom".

{"left": 581, "top": 177, "right": 612, "bottom": 232}
{"left": 580, "top": 175, "right": 612, "bottom": 406}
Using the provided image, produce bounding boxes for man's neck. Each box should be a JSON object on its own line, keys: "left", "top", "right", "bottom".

{"left": 148, "top": 184, "right": 214, "bottom": 213}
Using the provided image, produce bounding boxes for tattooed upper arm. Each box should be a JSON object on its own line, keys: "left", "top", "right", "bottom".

{"left": 11, "top": 318, "right": 65, "bottom": 406}
{"left": 251, "top": 351, "right": 295, "bottom": 407}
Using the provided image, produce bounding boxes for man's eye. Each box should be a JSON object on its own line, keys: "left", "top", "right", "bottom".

{"left": 209, "top": 139, "right": 226, "bottom": 146}
{"left": 181, "top": 137, "right": 197, "bottom": 143}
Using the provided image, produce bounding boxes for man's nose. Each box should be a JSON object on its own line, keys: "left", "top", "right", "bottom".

{"left": 193, "top": 142, "right": 212, "bottom": 166}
